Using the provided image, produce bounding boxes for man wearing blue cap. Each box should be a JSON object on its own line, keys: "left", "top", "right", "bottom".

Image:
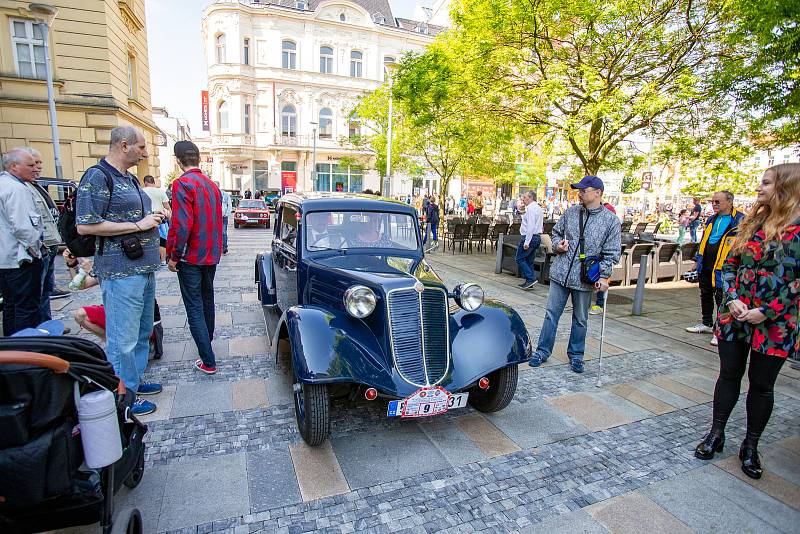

{"left": 529, "top": 176, "right": 621, "bottom": 373}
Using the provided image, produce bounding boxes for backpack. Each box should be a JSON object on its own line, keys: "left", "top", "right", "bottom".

{"left": 58, "top": 165, "right": 114, "bottom": 257}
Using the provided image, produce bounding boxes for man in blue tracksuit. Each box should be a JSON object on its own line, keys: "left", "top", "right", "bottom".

{"left": 685, "top": 190, "right": 744, "bottom": 345}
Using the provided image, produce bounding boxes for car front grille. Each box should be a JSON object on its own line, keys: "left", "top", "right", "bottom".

{"left": 388, "top": 287, "right": 449, "bottom": 386}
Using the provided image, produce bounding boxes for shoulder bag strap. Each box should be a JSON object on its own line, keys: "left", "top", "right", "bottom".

{"left": 85, "top": 164, "right": 115, "bottom": 256}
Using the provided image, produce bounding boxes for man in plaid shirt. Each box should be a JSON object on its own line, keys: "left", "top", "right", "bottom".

{"left": 167, "top": 141, "right": 223, "bottom": 374}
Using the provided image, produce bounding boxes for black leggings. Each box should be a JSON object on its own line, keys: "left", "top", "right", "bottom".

{"left": 712, "top": 339, "right": 786, "bottom": 444}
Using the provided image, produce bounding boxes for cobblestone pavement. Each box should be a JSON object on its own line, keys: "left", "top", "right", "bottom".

{"left": 54, "top": 226, "right": 800, "bottom": 533}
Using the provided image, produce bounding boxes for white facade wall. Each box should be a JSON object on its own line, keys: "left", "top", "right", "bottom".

{"left": 202, "top": 1, "right": 436, "bottom": 195}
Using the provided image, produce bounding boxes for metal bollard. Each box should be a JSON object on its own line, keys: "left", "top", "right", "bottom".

{"left": 494, "top": 234, "right": 505, "bottom": 274}
{"left": 632, "top": 254, "right": 648, "bottom": 316}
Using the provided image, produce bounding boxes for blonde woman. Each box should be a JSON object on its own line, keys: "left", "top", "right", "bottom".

{"left": 695, "top": 164, "right": 800, "bottom": 479}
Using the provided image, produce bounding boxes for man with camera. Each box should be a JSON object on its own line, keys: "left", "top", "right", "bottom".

{"left": 76, "top": 126, "right": 164, "bottom": 416}
{"left": 529, "top": 176, "right": 621, "bottom": 373}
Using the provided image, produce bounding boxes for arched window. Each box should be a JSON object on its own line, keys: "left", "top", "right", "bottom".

{"left": 383, "top": 55, "right": 396, "bottom": 79}
{"left": 215, "top": 34, "right": 226, "bottom": 64}
{"left": 282, "top": 40, "right": 296, "bottom": 69}
{"left": 217, "top": 100, "right": 229, "bottom": 131}
{"left": 319, "top": 46, "right": 333, "bottom": 74}
{"left": 281, "top": 104, "right": 297, "bottom": 137}
{"left": 319, "top": 108, "right": 333, "bottom": 139}
{"left": 350, "top": 50, "right": 362, "bottom": 78}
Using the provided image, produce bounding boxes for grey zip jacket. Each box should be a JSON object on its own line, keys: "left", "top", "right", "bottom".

{"left": 549, "top": 204, "right": 621, "bottom": 291}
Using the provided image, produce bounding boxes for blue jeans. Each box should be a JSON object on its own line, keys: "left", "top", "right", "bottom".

{"left": 39, "top": 245, "right": 58, "bottom": 320}
{"left": 515, "top": 235, "right": 541, "bottom": 283}
{"left": 534, "top": 280, "right": 592, "bottom": 363}
{"left": 177, "top": 263, "right": 217, "bottom": 368}
{"left": 0, "top": 258, "right": 44, "bottom": 335}
{"left": 423, "top": 222, "right": 438, "bottom": 244}
{"left": 595, "top": 290, "right": 606, "bottom": 307}
{"left": 101, "top": 273, "right": 155, "bottom": 393}
{"left": 222, "top": 216, "right": 229, "bottom": 251}
{"left": 689, "top": 221, "right": 700, "bottom": 243}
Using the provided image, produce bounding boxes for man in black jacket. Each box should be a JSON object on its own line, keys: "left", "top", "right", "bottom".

{"left": 424, "top": 195, "right": 440, "bottom": 251}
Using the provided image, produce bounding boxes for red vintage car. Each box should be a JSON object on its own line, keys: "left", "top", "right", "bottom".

{"left": 233, "top": 199, "right": 270, "bottom": 228}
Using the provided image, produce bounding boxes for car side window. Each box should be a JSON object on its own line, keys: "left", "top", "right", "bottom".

{"left": 280, "top": 205, "right": 298, "bottom": 248}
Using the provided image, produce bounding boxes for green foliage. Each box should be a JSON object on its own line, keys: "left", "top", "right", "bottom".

{"left": 164, "top": 171, "right": 178, "bottom": 188}
{"left": 716, "top": 0, "right": 800, "bottom": 146}
{"left": 447, "top": 0, "right": 737, "bottom": 175}
{"left": 620, "top": 175, "right": 642, "bottom": 194}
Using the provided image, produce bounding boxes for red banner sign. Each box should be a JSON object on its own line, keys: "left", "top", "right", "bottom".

{"left": 201, "top": 90, "right": 210, "bottom": 131}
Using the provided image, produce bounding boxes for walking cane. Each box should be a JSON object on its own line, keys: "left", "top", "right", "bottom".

{"left": 596, "top": 293, "right": 608, "bottom": 388}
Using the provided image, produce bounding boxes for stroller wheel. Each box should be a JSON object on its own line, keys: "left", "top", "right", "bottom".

{"left": 111, "top": 508, "right": 142, "bottom": 534}
{"left": 123, "top": 446, "right": 145, "bottom": 489}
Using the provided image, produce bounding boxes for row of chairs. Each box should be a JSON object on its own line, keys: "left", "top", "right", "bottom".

{"left": 443, "top": 222, "right": 521, "bottom": 254}
{"left": 498, "top": 234, "right": 699, "bottom": 287}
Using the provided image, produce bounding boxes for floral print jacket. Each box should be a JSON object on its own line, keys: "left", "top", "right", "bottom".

{"left": 716, "top": 219, "right": 800, "bottom": 359}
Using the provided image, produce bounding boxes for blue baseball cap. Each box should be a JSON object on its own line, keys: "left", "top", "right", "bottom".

{"left": 570, "top": 175, "right": 604, "bottom": 191}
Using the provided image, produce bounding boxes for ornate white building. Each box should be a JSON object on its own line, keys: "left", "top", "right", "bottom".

{"left": 202, "top": 0, "right": 442, "bottom": 194}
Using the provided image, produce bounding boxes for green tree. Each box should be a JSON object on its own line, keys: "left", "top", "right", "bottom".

{"left": 447, "top": 0, "right": 736, "bottom": 175}
{"left": 715, "top": 0, "right": 800, "bottom": 146}
{"left": 163, "top": 170, "right": 178, "bottom": 188}
{"left": 620, "top": 175, "right": 642, "bottom": 194}
{"left": 390, "top": 48, "right": 517, "bottom": 207}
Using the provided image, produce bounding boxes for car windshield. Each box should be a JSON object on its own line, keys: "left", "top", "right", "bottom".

{"left": 239, "top": 200, "right": 267, "bottom": 209}
{"left": 305, "top": 211, "right": 418, "bottom": 252}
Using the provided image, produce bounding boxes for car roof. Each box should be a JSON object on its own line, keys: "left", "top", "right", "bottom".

{"left": 280, "top": 192, "right": 417, "bottom": 216}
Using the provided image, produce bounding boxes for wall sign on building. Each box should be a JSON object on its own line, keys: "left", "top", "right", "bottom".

{"left": 201, "top": 91, "right": 210, "bottom": 131}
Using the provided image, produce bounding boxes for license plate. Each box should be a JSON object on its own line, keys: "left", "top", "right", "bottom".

{"left": 387, "top": 388, "right": 469, "bottom": 417}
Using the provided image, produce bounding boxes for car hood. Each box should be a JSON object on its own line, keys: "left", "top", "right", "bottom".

{"left": 310, "top": 255, "right": 443, "bottom": 289}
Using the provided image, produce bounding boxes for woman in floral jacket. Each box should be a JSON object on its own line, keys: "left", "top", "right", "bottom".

{"left": 695, "top": 163, "right": 800, "bottom": 479}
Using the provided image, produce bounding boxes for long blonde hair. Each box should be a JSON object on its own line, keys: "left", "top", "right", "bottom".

{"left": 732, "top": 163, "right": 800, "bottom": 254}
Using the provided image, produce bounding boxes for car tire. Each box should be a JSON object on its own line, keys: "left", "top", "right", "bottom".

{"left": 234, "top": 221, "right": 240, "bottom": 228}
{"left": 291, "top": 349, "right": 330, "bottom": 446}
{"left": 468, "top": 364, "right": 518, "bottom": 412}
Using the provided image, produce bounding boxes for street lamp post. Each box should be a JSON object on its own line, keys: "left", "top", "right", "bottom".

{"left": 310, "top": 121, "right": 318, "bottom": 191}
{"left": 384, "top": 61, "right": 397, "bottom": 198}
{"left": 29, "top": 3, "right": 62, "bottom": 180}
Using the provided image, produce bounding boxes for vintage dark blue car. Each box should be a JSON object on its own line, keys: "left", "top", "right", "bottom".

{"left": 256, "top": 193, "right": 532, "bottom": 445}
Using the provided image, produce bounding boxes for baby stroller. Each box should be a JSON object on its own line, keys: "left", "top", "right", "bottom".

{"left": 0, "top": 335, "right": 147, "bottom": 533}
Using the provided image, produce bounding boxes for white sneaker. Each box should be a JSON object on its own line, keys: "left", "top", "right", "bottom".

{"left": 686, "top": 324, "right": 713, "bottom": 334}
{"left": 710, "top": 336, "right": 718, "bottom": 346}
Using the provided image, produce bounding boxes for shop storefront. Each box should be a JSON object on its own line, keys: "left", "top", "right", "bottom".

{"left": 314, "top": 163, "right": 363, "bottom": 193}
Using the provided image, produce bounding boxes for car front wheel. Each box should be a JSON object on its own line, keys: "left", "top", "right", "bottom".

{"left": 291, "top": 352, "right": 330, "bottom": 445}
{"left": 468, "top": 364, "right": 518, "bottom": 412}
{"left": 234, "top": 221, "right": 240, "bottom": 228}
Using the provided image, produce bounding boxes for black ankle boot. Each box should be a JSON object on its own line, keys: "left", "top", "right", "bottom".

{"left": 694, "top": 430, "right": 725, "bottom": 460}
{"left": 739, "top": 433, "right": 763, "bottom": 479}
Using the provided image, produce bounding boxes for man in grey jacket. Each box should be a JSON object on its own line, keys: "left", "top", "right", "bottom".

{"left": 0, "top": 148, "right": 46, "bottom": 335}
{"left": 529, "top": 176, "right": 621, "bottom": 373}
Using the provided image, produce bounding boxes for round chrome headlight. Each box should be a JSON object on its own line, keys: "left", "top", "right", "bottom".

{"left": 344, "top": 285, "right": 377, "bottom": 318}
{"left": 454, "top": 283, "right": 484, "bottom": 312}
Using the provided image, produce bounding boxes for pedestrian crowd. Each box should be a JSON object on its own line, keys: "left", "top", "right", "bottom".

{"left": 1, "top": 128, "right": 797, "bottom": 484}
{"left": 0, "top": 127, "right": 224, "bottom": 417}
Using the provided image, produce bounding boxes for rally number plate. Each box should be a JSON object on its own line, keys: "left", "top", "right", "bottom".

{"left": 387, "top": 388, "right": 469, "bottom": 417}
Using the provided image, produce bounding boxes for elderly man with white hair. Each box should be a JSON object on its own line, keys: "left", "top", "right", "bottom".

{"left": 0, "top": 148, "right": 46, "bottom": 335}
{"left": 76, "top": 125, "right": 165, "bottom": 416}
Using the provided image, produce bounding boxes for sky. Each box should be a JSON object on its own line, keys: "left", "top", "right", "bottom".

{"left": 145, "top": 0, "right": 424, "bottom": 135}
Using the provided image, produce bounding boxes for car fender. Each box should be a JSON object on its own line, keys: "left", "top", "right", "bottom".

{"left": 255, "top": 252, "right": 276, "bottom": 306}
{"left": 276, "top": 306, "right": 395, "bottom": 387}
{"left": 448, "top": 298, "right": 530, "bottom": 387}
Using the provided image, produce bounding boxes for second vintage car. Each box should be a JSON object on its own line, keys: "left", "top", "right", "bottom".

{"left": 256, "top": 193, "right": 532, "bottom": 445}
{"left": 233, "top": 199, "right": 271, "bottom": 228}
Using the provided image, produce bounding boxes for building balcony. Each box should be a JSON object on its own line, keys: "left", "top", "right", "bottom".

{"left": 212, "top": 133, "right": 254, "bottom": 146}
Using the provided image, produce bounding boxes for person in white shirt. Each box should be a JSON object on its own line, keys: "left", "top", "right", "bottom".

{"left": 215, "top": 182, "right": 232, "bottom": 254}
{"left": 517, "top": 190, "right": 544, "bottom": 289}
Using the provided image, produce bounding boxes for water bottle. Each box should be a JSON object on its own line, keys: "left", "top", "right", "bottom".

{"left": 77, "top": 389, "right": 122, "bottom": 468}
{"left": 68, "top": 268, "right": 87, "bottom": 290}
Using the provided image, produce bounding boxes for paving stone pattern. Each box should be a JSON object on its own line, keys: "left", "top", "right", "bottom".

{"left": 50, "top": 225, "right": 799, "bottom": 534}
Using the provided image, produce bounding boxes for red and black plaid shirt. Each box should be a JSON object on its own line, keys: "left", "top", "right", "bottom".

{"left": 166, "top": 168, "right": 223, "bottom": 265}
